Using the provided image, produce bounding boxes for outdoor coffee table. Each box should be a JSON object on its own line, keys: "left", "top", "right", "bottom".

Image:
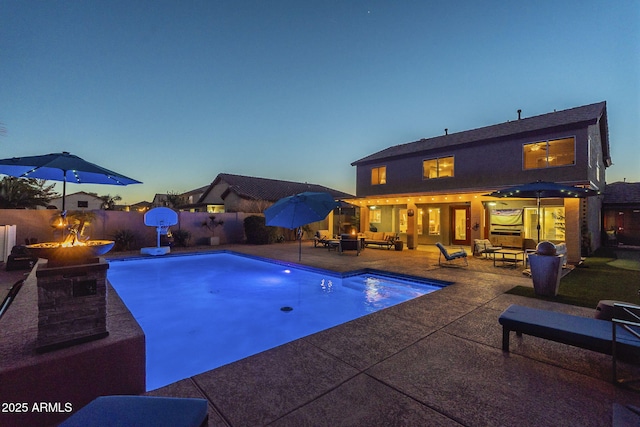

{"left": 493, "top": 249, "right": 525, "bottom": 268}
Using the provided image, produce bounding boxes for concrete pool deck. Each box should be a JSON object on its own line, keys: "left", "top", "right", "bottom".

{"left": 2, "top": 242, "right": 639, "bottom": 425}
{"left": 146, "top": 243, "right": 640, "bottom": 426}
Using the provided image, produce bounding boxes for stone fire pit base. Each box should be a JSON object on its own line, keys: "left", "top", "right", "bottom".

{"left": 35, "top": 259, "right": 109, "bottom": 353}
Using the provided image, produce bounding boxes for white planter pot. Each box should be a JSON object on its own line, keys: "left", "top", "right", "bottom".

{"left": 210, "top": 236, "right": 220, "bottom": 246}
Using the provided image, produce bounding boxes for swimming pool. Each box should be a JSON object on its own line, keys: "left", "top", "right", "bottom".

{"left": 107, "top": 252, "right": 445, "bottom": 391}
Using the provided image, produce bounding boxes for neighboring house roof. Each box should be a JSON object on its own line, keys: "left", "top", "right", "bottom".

{"left": 603, "top": 182, "right": 640, "bottom": 206}
{"left": 198, "top": 173, "right": 354, "bottom": 203}
{"left": 352, "top": 101, "right": 609, "bottom": 166}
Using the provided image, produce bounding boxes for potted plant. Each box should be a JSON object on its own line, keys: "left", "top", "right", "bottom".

{"left": 203, "top": 215, "right": 224, "bottom": 245}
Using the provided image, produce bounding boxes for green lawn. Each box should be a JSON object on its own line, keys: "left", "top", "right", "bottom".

{"left": 507, "top": 249, "right": 640, "bottom": 308}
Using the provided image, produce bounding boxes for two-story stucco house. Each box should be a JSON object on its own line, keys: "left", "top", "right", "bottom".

{"left": 349, "top": 102, "right": 610, "bottom": 264}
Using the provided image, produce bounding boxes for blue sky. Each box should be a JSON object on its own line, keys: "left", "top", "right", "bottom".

{"left": 1, "top": 1, "right": 638, "bottom": 204}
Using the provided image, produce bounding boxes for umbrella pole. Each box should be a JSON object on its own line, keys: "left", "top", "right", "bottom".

{"left": 536, "top": 196, "right": 541, "bottom": 242}
{"left": 62, "top": 176, "right": 67, "bottom": 212}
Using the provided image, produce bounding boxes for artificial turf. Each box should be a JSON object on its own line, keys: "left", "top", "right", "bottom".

{"left": 507, "top": 249, "right": 640, "bottom": 309}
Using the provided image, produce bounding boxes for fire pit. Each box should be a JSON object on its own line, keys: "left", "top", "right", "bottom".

{"left": 26, "top": 240, "right": 115, "bottom": 267}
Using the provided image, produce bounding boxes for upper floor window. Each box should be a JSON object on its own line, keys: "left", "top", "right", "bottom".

{"left": 423, "top": 156, "right": 454, "bottom": 179}
{"left": 371, "top": 166, "right": 386, "bottom": 185}
{"left": 523, "top": 137, "right": 575, "bottom": 169}
{"left": 77, "top": 200, "right": 89, "bottom": 208}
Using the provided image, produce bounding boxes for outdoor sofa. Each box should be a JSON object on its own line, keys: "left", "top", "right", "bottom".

{"left": 499, "top": 303, "right": 640, "bottom": 384}
{"left": 359, "top": 231, "right": 397, "bottom": 249}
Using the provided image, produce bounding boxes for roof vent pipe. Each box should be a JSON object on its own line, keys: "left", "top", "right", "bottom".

{"left": 517, "top": 109, "right": 522, "bottom": 120}
{"left": 444, "top": 128, "right": 448, "bottom": 135}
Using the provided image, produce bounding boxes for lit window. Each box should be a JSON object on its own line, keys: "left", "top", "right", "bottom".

{"left": 371, "top": 166, "right": 386, "bottom": 185}
{"left": 524, "top": 137, "right": 575, "bottom": 169}
{"left": 369, "top": 207, "right": 381, "bottom": 223}
{"left": 423, "top": 156, "right": 454, "bottom": 179}
{"left": 428, "top": 208, "right": 441, "bottom": 235}
{"left": 523, "top": 207, "right": 565, "bottom": 240}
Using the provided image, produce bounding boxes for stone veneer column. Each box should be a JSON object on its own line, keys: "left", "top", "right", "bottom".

{"left": 36, "top": 259, "right": 109, "bottom": 352}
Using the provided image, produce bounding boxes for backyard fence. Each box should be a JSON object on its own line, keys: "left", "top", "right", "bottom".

{"left": 0, "top": 209, "right": 252, "bottom": 250}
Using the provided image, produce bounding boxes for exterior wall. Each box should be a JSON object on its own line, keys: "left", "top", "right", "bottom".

{"left": 355, "top": 126, "right": 592, "bottom": 197}
{"left": 200, "top": 182, "right": 228, "bottom": 205}
{"left": 587, "top": 121, "right": 607, "bottom": 190}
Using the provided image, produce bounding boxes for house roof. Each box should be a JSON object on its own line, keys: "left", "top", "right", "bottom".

{"left": 198, "top": 173, "right": 354, "bottom": 203}
{"left": 352, "top": 101, "right": 609, "bottom": 166}
{"left": 603, "top": 181, "right": 640, "bottom": 206}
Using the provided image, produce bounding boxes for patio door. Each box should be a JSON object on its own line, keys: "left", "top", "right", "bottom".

{"left": 451, "top": 206, "right": 470, "bottom": 246}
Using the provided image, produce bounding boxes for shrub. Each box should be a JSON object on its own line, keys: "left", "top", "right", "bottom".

{"left": 171, "top": 229, "right": 191, "bottom": 247}
{"left": 112, "top": 229, "right": 137, "bottom": 251}
{"left": 244, "top": 215, "right": 276, "bottom": 244}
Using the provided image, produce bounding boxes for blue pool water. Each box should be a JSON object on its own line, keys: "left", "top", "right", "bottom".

{"left": 107, "top": 252, "right": 444, "bottom": 391}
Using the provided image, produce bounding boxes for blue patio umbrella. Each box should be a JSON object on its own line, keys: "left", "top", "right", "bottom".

{"left": 0, "top": 151, "right": 142, "bottom": 211}
{"left": 265, "top": 191, "right": 339, "bottom": 260}
{"left": 486, "top": 181, "right": 599, "bottom": 242}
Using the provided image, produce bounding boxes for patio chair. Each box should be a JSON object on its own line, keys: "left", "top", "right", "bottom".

{"left": 435, "top": 243, "right": 468, "bottom": 267}
{"left": 339, "top": 234, "right": 361, "bottom": 255}
{"left": 313, "top": 230, "right": 331, "bottom": 248}
{"left": 0, "top": 279, "right": 24, "bottom": 321}
{"left": 58, "top": 395, "right": 209, "bottom": 427}
{"left": 473, "top": 239, "right": 501, "bottom": 258}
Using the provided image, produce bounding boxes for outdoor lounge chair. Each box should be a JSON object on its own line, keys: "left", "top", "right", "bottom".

{"left": 435, "top": 242, "right": 468, "bottom": 267}
{"left": 0, "top": 279, "right": 24, "bottom": 321}
{"left": 499, "top": 304, "right": 640, "bottom": 385}
{"left": 313, "top": 230, "right": 331, "bottom": 247}
{"left": 59, "top": 395, "right": 209, "bottom": 427}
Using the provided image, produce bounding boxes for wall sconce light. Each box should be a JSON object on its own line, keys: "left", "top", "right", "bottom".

{"left": 407, "top": 209, "right": 414, "bottom": 217}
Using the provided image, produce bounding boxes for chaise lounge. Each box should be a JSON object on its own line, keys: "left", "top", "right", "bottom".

{"left": 499, "top": 303, "right": 640, "bottom": 384}
{"left": 435, "top": 242, "right": 468, "bottom": 267}
{"left": 312, "top": 230, "right": 331, "bottom": 247}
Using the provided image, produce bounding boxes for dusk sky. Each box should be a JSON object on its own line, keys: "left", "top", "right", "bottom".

{"left": 1, "top": 1, "right": 638, "bottom": 204}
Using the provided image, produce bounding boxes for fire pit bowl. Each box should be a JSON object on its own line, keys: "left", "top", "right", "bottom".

{"left": 26, "top": 240, "right": 115, "bottom": 266}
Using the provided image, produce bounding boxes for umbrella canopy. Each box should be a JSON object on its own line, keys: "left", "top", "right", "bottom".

{"left": 0, "top": 151, "right": 142, "bottom": 210}
{"left": 265, "top": 191, "right": 339, "bottom": 260}
{"left": 486, "top": 181, "right": 599, "bottom": 242}
{"left": 265, "top": 191, "right": 339, "bottom": 229}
